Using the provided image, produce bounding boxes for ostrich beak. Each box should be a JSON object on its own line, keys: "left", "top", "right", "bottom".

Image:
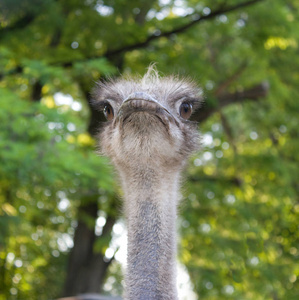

{"left": 118, "top": 92, "right": 179, "bottom": 127}
{"left": 123, "top": 92, "right": 171, "bottom": 114}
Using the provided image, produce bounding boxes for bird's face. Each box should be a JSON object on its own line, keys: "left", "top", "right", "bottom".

{"left": 93, "top": 70, "right": 202, "bottom": 172}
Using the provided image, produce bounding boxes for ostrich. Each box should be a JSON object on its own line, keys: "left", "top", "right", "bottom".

{"left": 93, "top": 67, "right": 202, "bottom": 300}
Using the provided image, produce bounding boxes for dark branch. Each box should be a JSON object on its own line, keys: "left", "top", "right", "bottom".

{"left": 189, "top": 175, "right": 243, "bottom": 187}
{"left": 219, "top": 81, "right": 269, "bottom": 106}
{"left": 0, "top": 0, "right": 265, "bottom": 76}
{"left": 0, "top": 66, "right": 23, "bottom": 81}
{"left": 193, "top": 81, "right": 269, "bottom": 123}
{"left": 106, "top": 0, "right": 264, "bottom": 57}
{"left": 60, "top": 0, "right": 265, "bottom": 67}
{"left": 0, "top": 0, "right": 57, "bottom": 38}
{"left": 0, "top": 14, "right": 36, "bottom": 38}
{"left": 220, "top": 112, "right": 238, "bottom": 153}
{"left": 215, "top": 61, "right": 249, "bottom": 96}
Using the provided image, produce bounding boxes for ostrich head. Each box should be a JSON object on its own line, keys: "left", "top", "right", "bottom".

{"left": 93, "top": 67, "right": 202, "bottom": 174}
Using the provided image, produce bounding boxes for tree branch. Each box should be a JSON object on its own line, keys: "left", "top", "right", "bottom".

{"left": 0, "top": 0, "right": 265, "bottom": 76}
{"left": 106, "top": 0, "right": 264, "bottom": 57}
{"left": 219, "top": 81, "right": 270, "bottom": 106}
{"left": 0, "top": 66, "right": 23, "bottom": 81}
{"left": 0, "top": 14, "right": 36, "bottom": 38}
{"left": 189, "top": 175, "right": 243, "bottom": 187}
{"left": 215, "top": 61, "right": 249, "bottom": 96}
{"left": 220, "top": 111, "right": 238, "bottom": 153}
{"left": 60, "top": 0, "right": 265, "bottom": 67}
{"left": 0, "top": 0, "right": 60, "bottom": 38}
{"left": 193, "top": 81, "right": 269, "bottom": 123}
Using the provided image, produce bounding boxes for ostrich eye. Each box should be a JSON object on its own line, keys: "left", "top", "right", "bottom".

{"left": 179, "top": 102, "right": 192, "bottom": 120}
{"left": 103, "top": 104, "right": 114, "bottom": 121}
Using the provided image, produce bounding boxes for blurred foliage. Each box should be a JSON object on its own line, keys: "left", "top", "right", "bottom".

{"left": 0, "top": 0, "right": 298, "bottom": 299}
{"left": 0, "top": 89, "right": 114, "bottom": 299}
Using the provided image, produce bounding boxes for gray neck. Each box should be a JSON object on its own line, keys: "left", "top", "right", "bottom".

{"left": 121, "top": 168, "right": 180, "bottom": 300}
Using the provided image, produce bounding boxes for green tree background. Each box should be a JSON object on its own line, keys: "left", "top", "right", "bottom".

{"left": 0, "top": 0, "right": 298, "bottom": 299}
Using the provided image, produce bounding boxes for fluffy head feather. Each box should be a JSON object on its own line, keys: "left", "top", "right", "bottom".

{"left": 93, "top": 65, "right": 202, "bottom": 112}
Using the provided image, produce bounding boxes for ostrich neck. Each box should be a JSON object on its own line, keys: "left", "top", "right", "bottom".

{"left": 120, "top": 167, "right": 180, "bottom": 300}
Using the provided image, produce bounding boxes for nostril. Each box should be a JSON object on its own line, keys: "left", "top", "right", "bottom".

{"left": 130, "top": 100, "right": 142, "bottom": 108}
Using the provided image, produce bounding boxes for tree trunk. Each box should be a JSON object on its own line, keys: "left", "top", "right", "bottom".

{"left": 62, "top": 199, "right": 115, "bottom": 296}
{"left": 62, "top": 84, "right": 116, "bottom": 297}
